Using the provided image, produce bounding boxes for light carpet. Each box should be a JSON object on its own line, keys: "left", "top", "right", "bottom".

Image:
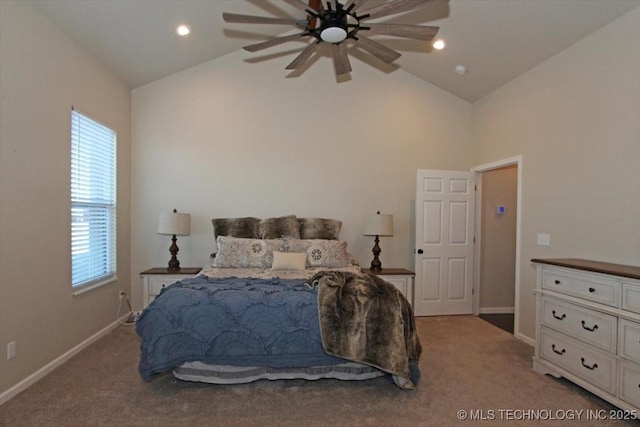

{"left": 0, "top": 316, "right": 636, "bottom": 426}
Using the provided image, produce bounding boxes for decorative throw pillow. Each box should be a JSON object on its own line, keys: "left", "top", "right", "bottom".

{"left": 298, "top": 218, "right": 342, "bottom": 240}
{"left": 213, "top": 236, "right": 284, "bottom": 268}
{"left": 212, "top": 217, "right": 260, "bottom": 239}
{"left": 271, "top": 251, "right": 306, "bottom": 270}
{"left": 285, "top": 238, "right": 349, "bottom": 268}
{"left": 259, "top": 215, "right": 301, "bottom": 239}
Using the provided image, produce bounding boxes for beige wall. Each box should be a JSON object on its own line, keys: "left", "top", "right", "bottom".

{"left": 479, "top": 164, "right": 517, "bottom": 311}
{"left": 472, "top": 8, "right": 640, "bottom": 339}
{"left": 0, "top": 1, "right": 131, "bottom": 396}
{"left": 130, "top": 45, "right": 473, "bottom": 309}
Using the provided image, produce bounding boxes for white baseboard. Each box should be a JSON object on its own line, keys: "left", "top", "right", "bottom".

{"left": 0, "top": 316, "right": 126, "bottom": 406}
{"left": 479, "top": 307, "right": 515, "bottom": 314}
{"left": 514, "top": 332, "right": 535, "bottom": 347}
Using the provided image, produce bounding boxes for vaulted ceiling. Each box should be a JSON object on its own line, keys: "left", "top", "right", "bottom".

{"left": 34, "top": 0, "right": 640, "bottom": 102}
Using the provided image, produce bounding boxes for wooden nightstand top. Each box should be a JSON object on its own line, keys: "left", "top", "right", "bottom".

{"left": 140, "top": 267, "right": 202, "bottom": 275}
{"left": 363, "top": 268, "right": 415, "bottom": 276}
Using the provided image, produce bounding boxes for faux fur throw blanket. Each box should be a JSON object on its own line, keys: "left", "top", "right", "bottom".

{"left": 311, "top": 271, "right": 422, "bottom": 389}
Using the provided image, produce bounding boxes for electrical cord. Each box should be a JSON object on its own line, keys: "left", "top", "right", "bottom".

{"left": 117, "top": 292, "right": 137, "bottom": 326}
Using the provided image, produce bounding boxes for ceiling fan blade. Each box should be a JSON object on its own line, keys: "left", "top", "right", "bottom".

{"left": 332, "top": 43, "right": 352, "bottom": 75}
{"left": 283, "top": 0, "right": 316, "bottom": 14}
{"left": 343, "top": 0, "right": 369, "bottom": 12}
{"left": 243, "top": 33, "right": 308, "bottom": 52}
{"left": 366, "top": 23, "right": 439, "bottom": 41}
{"left": 285, "top": 41, "right": 321, "bottom": 69}
{"left": 223, "top": 13, "right": 307, "bottom": 27}
{"left": 359, "top": 0, "right": 434, "bottom": 20}
{"left": 353, "top": 34, "right": 401, "bottom": 63}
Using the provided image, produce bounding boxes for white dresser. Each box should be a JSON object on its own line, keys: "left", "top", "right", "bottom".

{"left": 532, "top": 258, "right": 640, "bottom": 412}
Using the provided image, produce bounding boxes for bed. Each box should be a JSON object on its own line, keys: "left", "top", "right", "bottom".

{"left": 135, "top": 215, "right": 421, "bottom": 389}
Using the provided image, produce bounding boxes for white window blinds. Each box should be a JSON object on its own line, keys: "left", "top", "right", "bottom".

{"left": 71, "top": 108, "right": 117, "bottom": 288}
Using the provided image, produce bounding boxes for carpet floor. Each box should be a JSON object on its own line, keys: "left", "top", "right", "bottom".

{"left": 0, "top": 315, "right": 636, "bottom": 426}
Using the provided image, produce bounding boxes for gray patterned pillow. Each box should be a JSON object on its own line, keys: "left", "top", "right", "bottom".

{"left": 259, "top": 215, "right": 301, "bottom": 239}
{"left": 213, "top": 236, "right": 284, "bottom": 268}
{"left": 212, "top": 217, "right": 260, "bottom": 239}
{"left": 284, "top": 238, "right": 349, "bottom": 268}
{"left": 298, "top": 218, "right": 342, "bottom": 240}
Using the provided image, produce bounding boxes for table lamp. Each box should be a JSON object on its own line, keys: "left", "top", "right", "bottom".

{"left": 363, "top": 211, "right": 394, "bottom": 272}
{"left": 157, "top": 209, "right": 191, "bottom": 271}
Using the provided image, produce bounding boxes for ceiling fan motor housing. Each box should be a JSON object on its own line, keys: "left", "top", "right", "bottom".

{"left": 319, "top": 11, "right": 349, "bottom": 43}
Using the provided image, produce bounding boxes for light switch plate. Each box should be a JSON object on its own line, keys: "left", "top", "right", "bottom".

{"left": 537, "top": 233, "right": 550, "bottom": 246}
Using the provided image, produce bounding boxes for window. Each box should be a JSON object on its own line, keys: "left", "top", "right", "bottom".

{"left": 70, "top": 108, "right": 117, "bottom": 289}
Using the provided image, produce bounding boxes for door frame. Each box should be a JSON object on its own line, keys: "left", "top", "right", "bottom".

{"left": 471, "top": 156, "right": 524, "bottom": 340}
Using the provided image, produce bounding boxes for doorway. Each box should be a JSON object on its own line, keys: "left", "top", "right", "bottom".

{"left": 472, "top": 157, "right": 522, "bottom": 336}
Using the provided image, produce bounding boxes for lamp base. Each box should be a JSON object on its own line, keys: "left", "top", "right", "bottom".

{"left": 167, "top": 234, "right": 181, "bottom": 271}
{"left": 370, "top": 235, "right": 382, "bottom": 272}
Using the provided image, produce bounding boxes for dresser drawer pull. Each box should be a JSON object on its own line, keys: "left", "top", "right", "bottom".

{"left": 588, "top": 287, "right": 595, "bottom": 293}
{"left": 580, "top": 357, "right": 598, "bottom": 370}
{"left": 551, "top": 310, "right": 566, "bottom": 320}
{"left": 580, "top": 320, "right": 598, "bottom": 332}
{"left": 551, "top": 344, "right": 566, "bottom": 355}
{"left": 554, "top": 280, "right": 561, "bottom": 285}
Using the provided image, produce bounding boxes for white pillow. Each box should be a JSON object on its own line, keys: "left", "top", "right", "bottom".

{"left": 271, "top": 251, "right": 307, "bottom": 270}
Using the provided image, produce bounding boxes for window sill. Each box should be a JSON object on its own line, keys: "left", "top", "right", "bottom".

{"left": 72, "top": 276, "right": 117, "bottom": 297}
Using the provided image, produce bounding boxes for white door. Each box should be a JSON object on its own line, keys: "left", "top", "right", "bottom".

{"left": 414, "top": 169, "right": 475, "bottom": 316}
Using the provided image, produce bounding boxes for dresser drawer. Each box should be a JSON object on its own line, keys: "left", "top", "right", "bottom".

{"left": 141, "top": 268, "right": 201, "bottom": 309}
{"left": 540, "top": 327, "right": 616, "bottom": 394}
{"left": 622, "top": 282, "right": 640, "bottom": 314}
{"left": 380, "top": 276, "right": 412, "bottom": 303}
{"left": 618, "top": 361, "right": 640, "bottom": 409}
{"left": 148, "top": 277, "right": 181, "bottom": 296}
{"left": 542, "top": 297, "right": 617, "bottom": 353}
{"left": 542, "top": 268, "right": 619, "bottom": 307}
{"left": 619, "top": 319, "right": 640, "bottom": 364}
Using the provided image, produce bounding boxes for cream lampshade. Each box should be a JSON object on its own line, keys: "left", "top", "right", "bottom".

{"left": 157, "top": 209, "right": 191, "bottom": 270}
{"left": 363, "top": 211, "right": 393, "bottom": 272}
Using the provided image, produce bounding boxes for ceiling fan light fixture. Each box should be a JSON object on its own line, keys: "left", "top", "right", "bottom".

{"left": 432, "top": 39, "right": 445, "bottom": 50}
{"left": 319, "top": 11, "right": 349, "bottom": 44}
{"left": 321, "top": 26, "right": 348, "bottom": 43}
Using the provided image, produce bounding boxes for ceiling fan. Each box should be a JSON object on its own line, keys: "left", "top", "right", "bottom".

{"left": 223, "top": 0, "right": 445, "bottom": 77}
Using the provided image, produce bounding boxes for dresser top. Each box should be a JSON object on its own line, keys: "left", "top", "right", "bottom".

{"left": 140, "top": 267, "right": 201, "bottom": 275}
{"left": 363, "top": 268, "right": 415, "bottom": 276}
{"left": 531, "top": 258, "right": 640, "bottom": 280}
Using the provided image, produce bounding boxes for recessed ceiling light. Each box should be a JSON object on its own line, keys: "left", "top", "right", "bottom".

{"left": 432, "top": 39, "right": 445, "bottom": 50}
{"left": 176, "top": 24, "right": 191, "bottom": 37}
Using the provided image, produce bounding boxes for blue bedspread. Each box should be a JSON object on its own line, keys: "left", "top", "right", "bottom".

{"left": 136, "top": 275, "right": 345, "bottom": 380}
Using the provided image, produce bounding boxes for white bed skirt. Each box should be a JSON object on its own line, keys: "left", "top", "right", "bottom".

{"left": 173, "top": 361, "right": 385, "bottom": 384}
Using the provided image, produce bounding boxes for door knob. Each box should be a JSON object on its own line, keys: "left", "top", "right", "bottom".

{"left": 417, "top": 249, "right": 424, "bottom": 254}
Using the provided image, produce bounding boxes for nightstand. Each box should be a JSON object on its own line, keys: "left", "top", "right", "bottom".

{"left": 363, "top": 268, "right": 415, "bottom": 306}
{"left": 140, "top": 267, "right": 201, "bottom": 308}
